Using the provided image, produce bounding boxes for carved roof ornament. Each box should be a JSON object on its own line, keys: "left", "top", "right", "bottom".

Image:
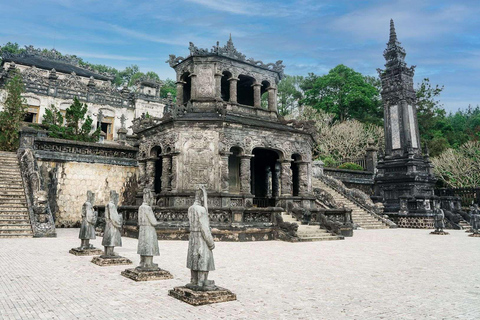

{"left": 378, "top": 19, "right": 415, "bottom": 76}
{"left": 167, "top": 36, "right": 285, "bottom": 75}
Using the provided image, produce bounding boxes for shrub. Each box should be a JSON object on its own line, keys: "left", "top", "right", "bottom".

{"left": 338, "top": 162, "right": 364, "bottom": 171}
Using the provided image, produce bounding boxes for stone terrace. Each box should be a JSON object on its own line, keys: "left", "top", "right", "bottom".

{"left": 0, "top": 229, "right": 479, "bottom": 319}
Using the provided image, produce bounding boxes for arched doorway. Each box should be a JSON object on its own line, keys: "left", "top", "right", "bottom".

{"left": 221, "top": 71, "right": 232, "bottom": 102}
{"left": 252, "top": 148, "right": 280, "bottom": 207}
{"left": 237, "top": 75, "right": 255, "bottom": 106}
{"left": 181, "top": 72, "right": 191, "bottom": 104}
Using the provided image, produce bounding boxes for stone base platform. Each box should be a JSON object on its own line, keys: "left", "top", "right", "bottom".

{"left": 468, "top": 233, "right": 480, "bottom": 237}
{"left": 169, "top": 286, "right": 236, "bottom": 306}
{"left": 121, "top": 267, "right": 173, "bottom": 281}
{"left": 91, "top": 255, "right": 132, "bottom": 266}
{"left": 430, "top": 231, "right": 449, "bottom": 235}
{"left": 69, "top": 248, "right": 103, "bottom": 256}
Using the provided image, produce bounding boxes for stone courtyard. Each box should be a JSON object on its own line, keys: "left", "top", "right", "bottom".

{"left": 0, "top": 229, "right": 478, "bottom": 320}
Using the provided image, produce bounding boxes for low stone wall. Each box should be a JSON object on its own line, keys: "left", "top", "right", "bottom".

{"left": 20, "top": 128, "right": 138, "bottom": 227}
{"left": 323, "top": 168, "right": 374, "bottom": 194}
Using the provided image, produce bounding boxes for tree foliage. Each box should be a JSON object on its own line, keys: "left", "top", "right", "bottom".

{"left": 0, "top": 71, "right": 26, "bottom": 151}
{"left": 42, "top": 98, "right": 100, "bottom": 142}
{"left": 302, "top": 65, "right": 383, "bottom": 125}
{"left": 277, "top": 75, "right": 304, "bottom": 116}
{"left": 432, "top": 141, "right": 480, "bottom": 188}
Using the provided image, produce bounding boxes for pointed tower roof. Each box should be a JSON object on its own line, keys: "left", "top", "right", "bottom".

{"left": 383, "top": 19, "right": 407, "bottom": 69}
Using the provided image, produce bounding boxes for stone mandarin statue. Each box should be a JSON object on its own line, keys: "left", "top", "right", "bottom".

{"left": 79, "top": 191, "right": 97, "bottom": 248}
{"left": 137, "top": 188, "right": 160, "bottom": 270}
{"left": 186, "top": 185, "right": 216, "bottom": 291}
{"left": 470, "top": 204, "right": 480, "bottom": 237}
{"left": 102, "top": 190, "right": 123, "bottom": 257}
{"left": 431, "top": 201, "right": 448, "bottom": 235}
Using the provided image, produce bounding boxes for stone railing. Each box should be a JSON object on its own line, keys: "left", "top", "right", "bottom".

{"left": 318, "top": 174, "right": 397, "bottom": 228}
{"left": 315, "top": 208, "right": 353, "bottom": 237}
{"left": 323, "top": 168, "right": 374, "bottom": 194}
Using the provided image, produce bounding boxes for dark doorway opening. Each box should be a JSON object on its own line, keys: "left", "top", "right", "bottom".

{"left": 154, "top": 148, "right": 162, "bottom": 194}
{"left": 252, "top": 148, "right": 279, "bottom": 207}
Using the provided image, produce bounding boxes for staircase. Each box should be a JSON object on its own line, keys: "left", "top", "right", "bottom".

{"left": 0, "top": 151, "right": 32, "bottom": 238}
{"left": 281, "top": 213, "right": 344, "bottom": 241}
{"left": 313, "top": 178, "right": 389, "bottom": 229}
{"left": 458, "top": 220, "right": 471, "bottom": 231}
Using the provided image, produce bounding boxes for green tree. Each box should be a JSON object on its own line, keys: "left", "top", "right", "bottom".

{"left": 42, "top": 98, "right": 100, "bottom": 142}
{"left": 160, "top": 78, "right": 177, "bottom": 99}
{"left": 0, "top": 71, "right": 26, "bottom": 151}
{"left": 302, "top": 65, "right": 382, "bottom": 125}
{"left": 277, "top": 75, "right": 304, "bottom": 116}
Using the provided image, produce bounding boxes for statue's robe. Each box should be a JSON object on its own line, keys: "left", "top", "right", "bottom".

{"left": 102, "top": 201, "right": 122, "bottom": 247}
{"left": 434, "top": 209, "right": 445, "bottom": 230}
{"left": 186, "top": 203, "right": 215, "bottom": 271}
{"left": 137, "top": 203, "right": 159, "bottom": 256}
{"left": 472, "top": 214, "right": 480, "bottom": 231}
{"left": 79, "top": 201, "right": 96, "bottom": 240}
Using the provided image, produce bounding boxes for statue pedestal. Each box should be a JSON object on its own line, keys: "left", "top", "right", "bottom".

{"left": 91, "top": 255, "right": 132, "bottom": 266}
{"left": 121, "top": 267, "right": 173, "bottom": 281}
{"left": 168, "top": 286, "right": 236, "bottom": 306}
{"left": 468, "top": 233, "right": 480, "bottom": 237}
{"left": 69, "top": 247, "right": 103, "bottom": 256}
{"left": 430, "top": 231, "right": 449, "bottom": 235}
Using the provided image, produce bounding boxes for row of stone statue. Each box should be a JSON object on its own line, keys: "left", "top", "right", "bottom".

{"left": 69, "top": 186, "right": 236, "bottom": 306}
{"left": 431, "top": 202, "right": 480, "bottom": 236}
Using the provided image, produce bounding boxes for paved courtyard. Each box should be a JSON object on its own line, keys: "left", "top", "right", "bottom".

{"left": 0, "top": 228, "right": 479, "bottom": 320}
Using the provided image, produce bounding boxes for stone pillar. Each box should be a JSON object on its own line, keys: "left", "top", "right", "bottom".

{"left": 297, "top": 161, "right": 309, "bottom": 196}
{"left": 228, "top": 77, "right": 239, "bottom": 104}
{"left": 161, "top": 155, "right": 172, "bottom": 192}
{"left": 240, "top": 155, "right": 253, "bottom": 194}
{"left": 220, "top": 152, "right": 232, "bottom": 193}
{"left": 190, "top": 73, "right": 197, "bottom": 100}
{"left": 366, "top": 144, "right": 379, "bottom": 173}
{"left": 280, "top": 160, "right": 292, "bottom": 196}
{"left": 145, "top": 158, "right": 156, "bottom": 191}
{"left": 138, "top": 160, "right": 147, "bottom": 189}
{"left": 272, "top": 162, "right": 281, "bottom": 198}
{"left": 170, "top": 152, "right": 179, "bottom": 192}
{"left": 176, "top": 81, "right": 185, "bottom": 106}
{"left": 267, "top": 87, "right": 277, "bottom": 112}
{"left": 253, "top": 83, "right": 262, "bottom": 108}
{"left": 215, "top": 72, "right": 223, "bottom": 100}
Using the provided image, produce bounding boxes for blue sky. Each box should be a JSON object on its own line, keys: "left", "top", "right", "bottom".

{"left": 0, "top": 0, "right": 479, "bottom": 113}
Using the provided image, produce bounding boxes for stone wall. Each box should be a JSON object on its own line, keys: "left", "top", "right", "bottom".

{"left": 38, "top": 160, "right": 136, "bottom": 227}
{"left": 323, "top": 168, "right": 374, "bottom": 195}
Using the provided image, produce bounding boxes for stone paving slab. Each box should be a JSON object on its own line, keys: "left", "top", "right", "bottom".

{"left": 0, "top": 229, "right": 479, "bottom": 319}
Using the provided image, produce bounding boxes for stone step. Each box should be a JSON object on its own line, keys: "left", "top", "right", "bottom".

{"left": 297, "top": 235, "right": 344, "bottom": 242}
{"left": 0, "top": 198, "right": 27, "bottom": 203}
{"left": 0, "top": 214, "right": 30, "bottom": 220}
{"left": 0, "top": 208, "right": 28, "bottom": 214}
{"left": 0, "top": 202, "right": 27, "bottom": 207}
{"left": 0, "top": 233, "right": 32, "bottom": 238}
{"left": 0, "top": 218, "right": 29, "bottom": 225}
{"left": 0, "top": 224, "right": 31, "bottom": 230}
{"left": 0, "top": 228, "right": 32, "bottom": 235}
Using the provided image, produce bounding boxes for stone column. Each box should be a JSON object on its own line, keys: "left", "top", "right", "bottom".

{"left": 215, "top": 72, "right": 223, "bottom": 100}
{"left": 176, "top": 81, "right": 185, "bottom": 106}
{"left": 267, "top": 87, "right": 277, "bottom": 112}
{"left": 252, "top": 83, "right": 262, "bottom": 108}
{"left": 240, "top": 155, "right": 253, "bottom": 194}
{"left": 170, "top": 152, "right": 179, "bottom": 192}
{"left": 145, "top": 158, "right": 156, "bottom": 191}
{"left": 272, "top": 162, "right": 281, "bottom": 198}
{"left": 190, "top": 73, "right": 197, "bottom": 100}
{"left": 161, "top": 155, "right": 172, "bottom": 192}
{"left": 138, "top": 160, "right": 147, "bottom": 189}
{"left": 228, "top": 77, "right": 239, "bottom": 104}
{"left": 280, "top": 160, "right": 292, "bottom": 196}
{"left": 220, "top": 152, "right": 232, "bottom": 193}
{"left": 366, "top": 145, "right": 379, "bottom": 173}
{"left": 297, "top": 161, "right": 309, "bottom": 196}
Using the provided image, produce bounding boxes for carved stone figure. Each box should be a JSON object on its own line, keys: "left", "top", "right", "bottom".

{"left": 186, "top": 185, "right": 216, "bottom": 291}
{"left": 431, "top": 201, "right": 449, "bottom": 235}
{"left": 70, "top": 191, "right": 102, "bottom": 256}
{"left": 469, "top": 204, "right": 480, "bottom": 237}
{"left": 92, "top": 190, "right": 132, "bottom": 266}
{"left": 79, "top": 191, "right": 97, "bottom": 248}
{"left": 137, "top": 188, "right": 160, "bottom": 269}
{"left": 121, "top": 188, "right": 173, "bottom": 280}
{"left": 102, "top": 190, "right": 123, "bottom": 256}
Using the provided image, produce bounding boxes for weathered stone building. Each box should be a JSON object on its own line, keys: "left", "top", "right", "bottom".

{"left": 374, "top": 20, "right": 437, "bottom": 228}
{"left": 0, "top": 46, "right": 167, "bottom": 141}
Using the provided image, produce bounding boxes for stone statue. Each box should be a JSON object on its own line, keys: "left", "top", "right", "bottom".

{"left": 186, "top": 185, "right": 216, "bottom": 291}
{"left": 121, "top": 188, "right": 173, "bottom": 280}
{"left": 470, "top": 204, "right": 480, "bottom": 236}
{"left": 79, "top": 191, "right": 97, "bottom": 248}
{"left": 102, "top": 190, "right": 123, "bottom": 257}
{"left": 69, "top": 191, "right": 102, "bottom": 256}
{"left": 431, "top": 201, "right": 448, "bottom": 235}
{"left": 137, "top": 188, "right": 160, "bottom": 269}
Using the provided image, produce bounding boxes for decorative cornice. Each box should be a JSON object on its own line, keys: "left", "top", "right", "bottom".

{"left": 166, "top": 36, "right": 285, "bottom": 75}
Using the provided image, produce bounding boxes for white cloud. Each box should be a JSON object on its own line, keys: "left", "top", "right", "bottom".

{"left": 72, "top": 52, "right": 147, "bottom": 61}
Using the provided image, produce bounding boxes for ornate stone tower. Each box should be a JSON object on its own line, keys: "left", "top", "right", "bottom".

{"left": 374, "top": 20, "right": 437, "bottom": 228}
